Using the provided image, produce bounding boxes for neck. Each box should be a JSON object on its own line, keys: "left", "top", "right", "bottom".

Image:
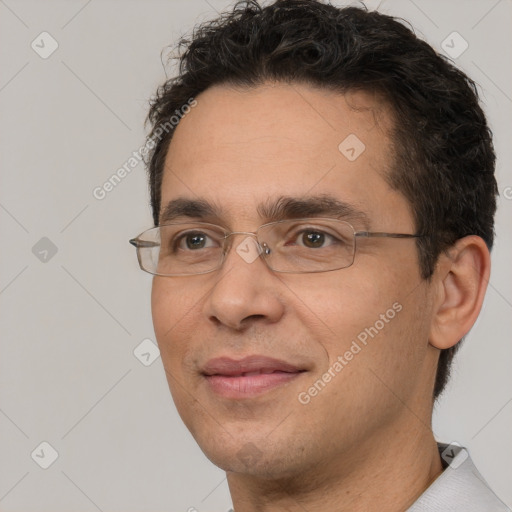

{"left": 226, "top": 420, "right": 443, "bottom": 512}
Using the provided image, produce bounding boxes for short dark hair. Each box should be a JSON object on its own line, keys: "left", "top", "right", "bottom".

{"left": 144, "top": 0, "right": 498, "bottom": 399}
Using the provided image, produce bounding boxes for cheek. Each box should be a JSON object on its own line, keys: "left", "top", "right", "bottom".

{"left": 151, "top": 279, "right": 201, "bottom": 420}
{"left": 287, "top": 268, "right": 390, "bottom": 338}
{"left": 295, "top": 275, "right": 430, "bottom": 439}
{"left": 151, "top": 279, "right": 195, "bottom": 366}
{"left": 151, "top": 279, "right": 171, "bottom": 345}
{"left": 291, "top": 263, "right": 427, "bottom": 377}
{"left": 151, "top": 277, "right": 200, "bottom": 337}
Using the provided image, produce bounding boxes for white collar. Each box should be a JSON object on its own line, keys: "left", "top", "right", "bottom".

{"left": 407, "top": 443, "right": 510, "bottom": 511}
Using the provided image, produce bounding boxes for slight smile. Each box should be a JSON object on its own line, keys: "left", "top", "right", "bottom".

{"left": 201, "top": 355, "right": 308, "bottom": 399}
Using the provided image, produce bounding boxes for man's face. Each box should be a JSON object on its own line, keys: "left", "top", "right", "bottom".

{"left": 151, "top": 82, "right": 439, "bottom": 478}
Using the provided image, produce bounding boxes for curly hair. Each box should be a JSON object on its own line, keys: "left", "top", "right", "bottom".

{"left": 144, "top": 0, "right": 498, "bottom": 400}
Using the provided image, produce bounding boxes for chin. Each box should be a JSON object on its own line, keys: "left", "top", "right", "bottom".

{"left": 196, "top": 434, "right": 305, "bottom": 479}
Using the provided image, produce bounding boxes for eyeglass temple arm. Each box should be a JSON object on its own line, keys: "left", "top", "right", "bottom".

{"left": 129, "top": 239, "right": 160, "bottom": 248}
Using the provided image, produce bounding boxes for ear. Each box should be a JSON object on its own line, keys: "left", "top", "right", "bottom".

{"left": 429, "top": 236, "right": 491, "bottom": 350}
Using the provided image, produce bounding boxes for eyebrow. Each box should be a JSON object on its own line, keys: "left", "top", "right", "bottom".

{"left": 159, "top": 194, "right": 371, "bottom": 229}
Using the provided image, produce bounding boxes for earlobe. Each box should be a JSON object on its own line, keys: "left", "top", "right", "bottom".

{"left": 429, "top": 236, "right": 491, "bottom": 351}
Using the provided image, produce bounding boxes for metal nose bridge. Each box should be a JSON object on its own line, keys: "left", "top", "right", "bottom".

{"left": 222, "top": 230, "right": 271, "bottom": 255}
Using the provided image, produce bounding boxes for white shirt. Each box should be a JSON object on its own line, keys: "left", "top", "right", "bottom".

{"left": 408, "top": 443, "right": 510, "bottom": 511}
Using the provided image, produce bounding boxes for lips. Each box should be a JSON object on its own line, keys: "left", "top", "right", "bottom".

{"left": 202, "top": 355, "right": 304, "bottom": 376}
{"left": 201, "top": 355, "right": 306, "bottom": 398}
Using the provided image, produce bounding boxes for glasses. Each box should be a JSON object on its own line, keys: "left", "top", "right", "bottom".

{"left": 129, "top": 218, "right": 422, "bottom": 276}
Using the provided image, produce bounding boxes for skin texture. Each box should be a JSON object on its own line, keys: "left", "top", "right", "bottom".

{"left": 150, "top": 82, "right": 490, "bottom": 511}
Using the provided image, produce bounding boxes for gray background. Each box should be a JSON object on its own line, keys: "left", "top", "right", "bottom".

{"left": 0, "top": 0, "right": 510, "bottom": 511}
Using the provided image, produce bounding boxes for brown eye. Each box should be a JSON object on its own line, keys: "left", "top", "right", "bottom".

{"left": 282, "top": 226, "right": 340, "bottom": 250}
{"left": 175, "top": 232, "right": 217, "bottom": 251}
{"left": 301, "top": 231, "right": 325, "bottom": 248}
{"left": 185, "top": 233, "right": 207, "bottom": 249}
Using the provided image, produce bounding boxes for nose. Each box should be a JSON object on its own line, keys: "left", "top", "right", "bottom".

{"left": 202, "top": 233, "right": 285, "bottom": 331}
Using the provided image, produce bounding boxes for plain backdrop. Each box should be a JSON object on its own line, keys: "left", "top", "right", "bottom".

{"left": 0, "top": 1, "right": 511, "bottom": 511}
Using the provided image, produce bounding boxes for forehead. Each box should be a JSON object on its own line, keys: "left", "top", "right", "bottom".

{"left": 160, "top": 82, "right": 409, "bottom": 228}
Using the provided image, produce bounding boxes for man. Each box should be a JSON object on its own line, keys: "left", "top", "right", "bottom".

{"left": 130, "top": 1, "right": 509, "bottom": 510}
